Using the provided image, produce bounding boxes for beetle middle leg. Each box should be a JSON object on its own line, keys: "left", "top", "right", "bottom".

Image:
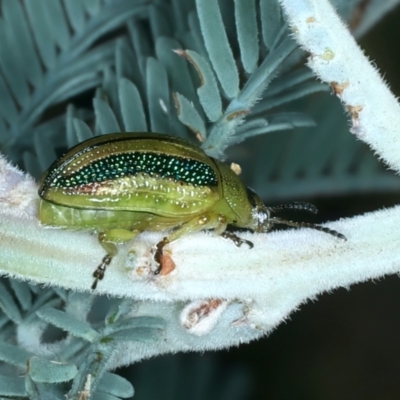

{"left": 92, "top": 255, "right": 112, "bottom": 290}
{"left": 92, "top": 229, "right": 140, "bottom": 289}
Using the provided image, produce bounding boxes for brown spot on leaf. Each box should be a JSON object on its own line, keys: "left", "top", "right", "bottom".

{"left": 331, "top": 81, "right": 349, "bottom": 96}
{"left": 173, "top": 49, "right": 205, "bottom": 86}
{"left": 188, "top": 299, "right": 223, "bottom": 323}
{"left": 347, "top": 105, "right": 363, "bottom": 119}
{"left": 226, "top": 110, "right": 250, "bottom": 121}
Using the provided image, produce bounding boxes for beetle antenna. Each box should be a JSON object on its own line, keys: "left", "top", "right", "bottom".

{"left": 269, "top": 202, "right": 318, "bottom": 214}
{"left": 269, "top": 217, "right": 347, "bottom": 240}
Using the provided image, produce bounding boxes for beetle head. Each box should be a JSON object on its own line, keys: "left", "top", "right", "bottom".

{"left": 245, "top": 191, "right": 346, "bottom": 240}
{"left": 245, "top": 188, "right": 272, "bottom": 232}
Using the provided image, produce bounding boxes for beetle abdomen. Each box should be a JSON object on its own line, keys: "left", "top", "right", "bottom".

{"left": 39, "top": 200, "right": 193, "bottom": 231}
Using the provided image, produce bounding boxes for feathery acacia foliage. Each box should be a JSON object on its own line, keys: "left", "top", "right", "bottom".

{"left": 0, "top": 0, "right": 396, "bottom": 398}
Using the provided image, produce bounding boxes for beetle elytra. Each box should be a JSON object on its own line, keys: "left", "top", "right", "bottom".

{"left": 38, "top": 132, "right": 346, "bottom": 289}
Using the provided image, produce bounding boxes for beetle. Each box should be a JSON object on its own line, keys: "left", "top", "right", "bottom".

{"left": 38, "top": 132, "right": 346, "bottom": 289}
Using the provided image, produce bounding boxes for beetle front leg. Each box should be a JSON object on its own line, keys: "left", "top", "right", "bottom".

{"left": 221, "top": 231, "right": 254, "bottom": 249}
{"left": 215, "top": 216, "right": 254, "bottom": 248}
{"left": 153, "top": 214, "right": 227, "bottom": 274}
{"left": 92, "top": 229, "right": 140, "bottom": 289}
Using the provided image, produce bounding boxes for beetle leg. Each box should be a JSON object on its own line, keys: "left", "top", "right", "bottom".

{"left": 100, "top": 229, "right": 141, "bottom": 245}
{"left": 92, "top": 255, "right": 112, "bottom": 290}
{"left": 93, "top": 229, "right": 140, "bottom": 289}
{"left": 153, "top": 213, "right": 226, "bottom": 274}
{"left": 221, "top": 231, "right": 254, "bottom": 249}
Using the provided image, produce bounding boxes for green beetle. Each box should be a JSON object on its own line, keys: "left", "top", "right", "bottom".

{"left": 38, "top": 132, "right": 345, "bottom": 289}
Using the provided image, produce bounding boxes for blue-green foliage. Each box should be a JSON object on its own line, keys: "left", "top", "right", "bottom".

{"left": 0, "top": 0, "right": 322, "bottom": 177}
{"left": 0, "top": 281, "right": 164, "bottom": 399}
{"left": 0, "top": 0, "right": 392, "bottom": 398}
{"left": 58, "top": 0, "right": 319, "bottom": 166}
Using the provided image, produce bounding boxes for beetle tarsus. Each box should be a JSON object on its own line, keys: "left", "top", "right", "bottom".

{"left": 221, "top": 232, "right": 254, "bottom": 249}
{"left": 91, "top": 255, "right": 112, "bottom": 290}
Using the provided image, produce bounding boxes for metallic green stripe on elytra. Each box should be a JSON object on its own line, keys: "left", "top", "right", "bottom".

{"left": 52, "top": 152, "right": 218, "bottom": 188}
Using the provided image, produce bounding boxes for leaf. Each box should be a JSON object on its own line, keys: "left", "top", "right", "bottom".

{"left": 1, "top": 0, "right": 149, "bottom": 158}
{"left": 105, "top": 327, "right": 160, "bottom": 343}
{"left": 2, "top": 0, "right": 42, "bottom": 87}
{"left": 252, "top": 81, "right": 330, "bottom": 115}
{"left": 260, "top": 0, "right": 282, "bottom": 49}
{"left": 173, "top": 93, "right": 206, "bottom": 141}
{"left": 24, "top": 0, "right": 57, "bottom": 69}
{"left": 195, "top": 0, "right": 239, "bottom": 98}
{"left": 94, "top": 98, "right": 121, "bottom": 135}
{"left": 234, "top": 0, "right": 259, "bottom": 73}
{"left": 187, "top": 10, "right": 208, "bottom": 58}
{"left": 232, "top": 112, "right": 315, "bottom": 143}
{"left": 73, "top": 119, "right": 95, "bottom": 143}
{"left": 235, "top": 36, "right": 297, "bottom": 110}
{"left": 0, "top": 342, "right": 33, "bottom": 368}
{"left": 127, "top": 20, "right": 153, "bottom": 69}
{"left": 155, "top": 37, "right": 199, "bottom": 116}
{"left": 37, "top": 308, "right": 99, "bottom": 342}
{"left": 96, "top": 372, "right": 134, "bottom": 398}
{"left": 84, "top": 0, "right": 101, "bottom": 16}
{"left": 34, "top": 132, "right": 57, "bottom": 171}
{"left": 149, "top": 4, "right": 173, "bottom": 38}
{"left": 0, "top": 281, "right": 21, "bottom": 323}
{"left": 115, "top": 38, "right": 143, "bottom": 89}
{"left": 263, "top": 67, "right": 315, "bottom": 97}
{"left": 29, "top": 357, "right": 78, "bottom": 383}
{"left": 146, "top": 57, "right": 170, "bottom": 133}
{"left": 63, "top": 1, "right": 85, "bottom": 32}
{"left": 105, "top": 316, "right": 165, "bottom": 333}
{"left": 119, "top": 78, "right": 147, "bottom": 132}
{"left": 176, "top": 49, "right": 222, "bottom": 122}
{"left": 9, "top": 280, "right": 32, "bottom": 311}
{"left": 0, "top": 376, "right": 26, "bottom": 397}
{"left": 0, "top": 73, "right": 18, "bottom": 126}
